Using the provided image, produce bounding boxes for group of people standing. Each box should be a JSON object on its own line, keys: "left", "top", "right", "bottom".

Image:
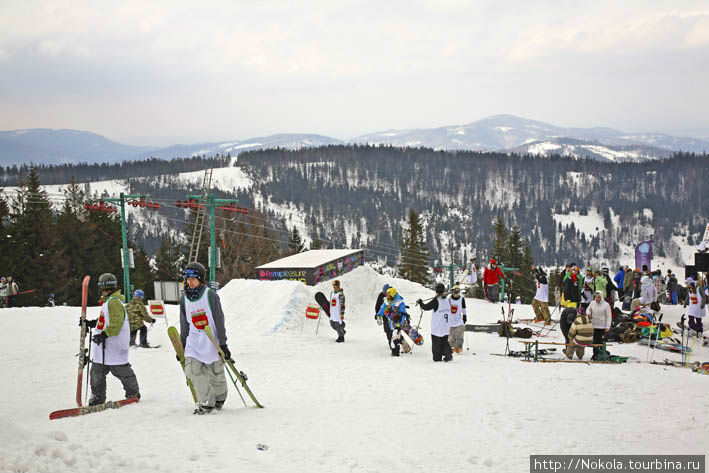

{"left": 0, "top": 276, "right": 18, "bottom": 307}
{"left": 372, "top": 282, "right": 468, "bottom": 362}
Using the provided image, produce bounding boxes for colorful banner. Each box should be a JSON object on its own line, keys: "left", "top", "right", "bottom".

{"left": 635, "top": 240, "right": 653, "bottom": 271}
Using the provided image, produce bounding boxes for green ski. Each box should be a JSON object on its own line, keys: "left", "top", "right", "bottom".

{"left": 204, "top": 326, "right": 264, "bottom": 408}
{"left": 167, "top": 326, "right": 198, "bottom": 404}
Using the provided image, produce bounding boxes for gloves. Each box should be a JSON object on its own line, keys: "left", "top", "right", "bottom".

{"left": 376, "top": 316, "right": 383, "bottom": 326}
{"left": 340, "top": 314, "right": 344, "bottom": 321}
{"left": 463, "top": 315, "right": 468, "bottom": 324}
{"left": 150, "top": 318, "right": 157, "bottom": 324}
{"left": 92, "top": 332, "right": 108, "bottom": 345}
{"left": 176, "top": 355, "right": 182, "bottom": 363}
{"left": 81, "top": 318, "right": 97, "bottom": 328}
{"left": 416, "top": 299, "right": 423, "bottom": 306}
{"left": 220, "top": 345, "right": 232, "bottom": 361}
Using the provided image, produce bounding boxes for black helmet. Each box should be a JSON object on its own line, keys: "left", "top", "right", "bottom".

{"left": 98, "top": 273, "right": 118, "bottom": 290}
{"left": 184, "top": 262, "right": 206, "bottom": 282}
{"left": 435, "top": 282, "right": 445, "bottom": 293}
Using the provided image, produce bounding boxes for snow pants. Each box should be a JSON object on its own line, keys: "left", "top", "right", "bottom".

{"left": 90, "top": 362, "right": 140, "bottom": 404}
{"left": 184, "top": 357, "right": 227, "bottom": 408}
{"left": 532, "top": 299, "right": 550, "bottom": 322}
{"left": 130, "top": 326, "right": 148, "bottom": 345}
{"left": 449, "top": 325, "right": 465, "bottom": 351}
{"left": 592, "top": 329, "right": 606, "bottom": 360}
{"left": 564, "top": 342, "right": 585, "bottom": 360}
{"left": 689, "top": 316, "right": 704, "bottom": 334}
{"left": 431, "top": 334, "right": 452, "bottom": 362}
{"left": 330, "top": 320, "right": 346, "bottom": 340}
{"left": 487, "top": 284, "right": 499, "bottom": 303}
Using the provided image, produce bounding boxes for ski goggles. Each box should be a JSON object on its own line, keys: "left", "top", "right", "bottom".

{"left": 183, "top": 268, "right": 202, "bottom": 280}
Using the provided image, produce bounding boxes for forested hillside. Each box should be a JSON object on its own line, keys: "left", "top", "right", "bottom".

{"left": 236, "top": 146, "right": 708, "bottom": 267}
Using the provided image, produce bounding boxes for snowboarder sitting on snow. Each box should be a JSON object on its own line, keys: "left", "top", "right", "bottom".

{"left": 179, "top": 262, "right": 230, "bottom": 415}
{"left": 448, "top": 285, "right": 467, "bottom": 354}
{"left": 377, "top": 287, "right": 408, "bottom": 356}
{"left": 564, "top": 306, "right": 594, "bottom": 360}
{"left": 83, "top": 273, "right": 140, "bottom": 406}
{"left": 329, "top": 280, "right": 346, "bottom": 343}
{"left": 127, "top": 289, "right": 156, "bottom": 348}
{"left": 417, "top": 283, "right": 453, "bottom": 362}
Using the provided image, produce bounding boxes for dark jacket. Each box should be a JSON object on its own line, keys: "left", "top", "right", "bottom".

{"left": 563, "top": 275, "right": 581, "bottom": 303}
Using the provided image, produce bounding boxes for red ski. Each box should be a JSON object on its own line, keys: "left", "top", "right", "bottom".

{"left": 50, "top": 398, "right": 139, "bottom": 420}
{"left": 76, "top": 276, "right": 91, "bottom": 406}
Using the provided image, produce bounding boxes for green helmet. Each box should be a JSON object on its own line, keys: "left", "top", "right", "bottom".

{"left": 98, "top": 273, "right": 118, "bottom": 290}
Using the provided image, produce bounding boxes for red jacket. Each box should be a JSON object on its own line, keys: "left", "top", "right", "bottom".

{"left": 483, "top": 264, "right": 504, "bottom": 285}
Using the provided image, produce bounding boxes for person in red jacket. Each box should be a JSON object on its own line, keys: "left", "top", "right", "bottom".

{"left": 483, "top": 258, "right": 505, "bottom": 303}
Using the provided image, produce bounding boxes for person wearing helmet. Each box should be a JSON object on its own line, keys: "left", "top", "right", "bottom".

{"left": 179, "top": 262, "right": 231, "bottom": 414}
{"left": 483, "top": 258, "right": 504, "bottom": 303}
{"left": 532, "top": 266, "right": 551, "bottom": 325}
{"left": 448, "top": 285, "right": 467, "bottom": 354}
{"left": 47, "top": 293, "right": 56, "bottom": 307}
{"left": 587, "top": 291, "right": 612, "bottom": 360}
{"left": 376, "top": 286, "right": 409, "bottom": 356}
{"left": 83, "top": 273, "right": 140, "bottom": 406}
{"left": 126, "top": 289, "right": 157, "bottom": 348}
{"left": 329, "top": 280, "right": 346, "bottom": 343}
{"left": 417, "top": 283, "right": 453, "bottom": 362}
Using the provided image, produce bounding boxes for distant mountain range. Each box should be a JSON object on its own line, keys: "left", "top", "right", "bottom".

{"left": 2, "top": 115, "right": 707, "bottom": 166}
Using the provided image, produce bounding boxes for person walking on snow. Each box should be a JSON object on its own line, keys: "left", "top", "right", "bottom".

{"left": 329, "top": 280, "right": 346, "bottom": 343}
{"left": 84, "top": 273, "right": 140, "bottom": 406}
{"left": 377, "top": 287, "right": 409, "bottom": 356}
{"left": 179, "top": 262, "right": 231, "bottom": 415}
{"left": 417, "top": 283, "right": 453, "bottom": 362}
{"left": 686, "top": 279, "right": 706, "bottom": 336}
{"left": 586, "top": 291, "right": 612, "bottom": 360}
{"left": 532, "top": 266, "right": 551, "bottom": 325}
{"left": 448, "top": 285, "right": 467, "bottom": 353}
{"left": 126, "top": 289, "right": 156, "bottom": 348}
{"left": 375, "top": 284, "right": 393, "bottom": 345}
{"left": 483, "top": 259, "right": 504, "bottom": 303}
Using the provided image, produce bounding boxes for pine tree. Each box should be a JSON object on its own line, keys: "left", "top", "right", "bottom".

{"left": 492, "top": 216, "right": 508, "bottom": 264}
{"left": 398, "top": 208, "right": 430, "bottom": 284}
{"left": 154, "top": 232, "right": 184, "bottom": 281}
{"left": 287, "top": 226, "right": 306, "bottom": 255}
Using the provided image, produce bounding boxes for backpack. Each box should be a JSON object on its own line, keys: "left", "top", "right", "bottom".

{"left": 514, "top": 327, "right": 533, "bottom": 339}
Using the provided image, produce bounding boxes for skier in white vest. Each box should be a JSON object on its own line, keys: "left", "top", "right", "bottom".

{"left": 84, "top": 273, "right": 140, "bottom": 406}
{"left": 448, "top": 285, "right": 467, "bottom": 353}
{"left": 179, "top": 262, "right": 231, "bottom": 415}
{"left": 417, "top": 283, "right": 453, "bottom": 362}
{"left": 329, "top": 279, "right": 346, "bottom": 343}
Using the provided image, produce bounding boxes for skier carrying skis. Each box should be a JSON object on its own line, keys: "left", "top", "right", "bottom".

{"left": 377, "top": 287, "right": 408, "bottom": 356}
{"left": 179, "top": 262, "right": 231, "bottom": 414}
{"left": 83, "top": 273, "right": 140, "bottom": 406}
{"left": 417, "top": 283, "right": 453, "bottom": 362}
{"left": 329, "top": 280, "right": 346, "bottom": 343}
{"left": 448, "top": 285, "right": 467, "bottom": 353}
{"left": 126, "top": 289, "right": 156, "bottom": 348}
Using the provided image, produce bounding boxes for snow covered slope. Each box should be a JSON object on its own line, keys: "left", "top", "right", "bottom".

{"left": 1, "top": 265, "right": 707, "bottom": 472}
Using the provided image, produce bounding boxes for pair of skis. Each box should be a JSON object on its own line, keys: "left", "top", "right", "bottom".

{"left": 167, "top": 325, "right": 264, "bottom": 409}
{"left": 50, "top": 276, "right": 140, "bottom": 420}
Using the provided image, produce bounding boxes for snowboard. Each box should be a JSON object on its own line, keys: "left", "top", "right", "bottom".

{"left": 314, "top": 292, "right": 330, "bottom": 317}
{"left": 639, "top": 338, "right": 692, "bottom": 354}
{"left": 76, "top": 275, "right": 91, "bottom": 407}
{"left": 465, "top": 323, "right": 501, "bottom": 333}
{"left": 50, "top": 398, "right": 139, "bottom": 420}
{"left": 401, "top": 321, "right": 424, "bottom": 345}
{"left": 167, "top": 326, "right": 198, "bottom": 403}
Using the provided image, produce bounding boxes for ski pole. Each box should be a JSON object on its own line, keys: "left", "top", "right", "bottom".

{"left": 85, "top": 332, "right": 91, "bottom": 404}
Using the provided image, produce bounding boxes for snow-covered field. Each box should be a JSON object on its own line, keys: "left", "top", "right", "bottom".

{"left": 1, "top": 265, "right": 708, "bottom": 473}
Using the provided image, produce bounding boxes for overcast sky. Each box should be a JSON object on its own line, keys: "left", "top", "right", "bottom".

{"left": 1, "top": 1, "right": 708, "bottom": 145}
